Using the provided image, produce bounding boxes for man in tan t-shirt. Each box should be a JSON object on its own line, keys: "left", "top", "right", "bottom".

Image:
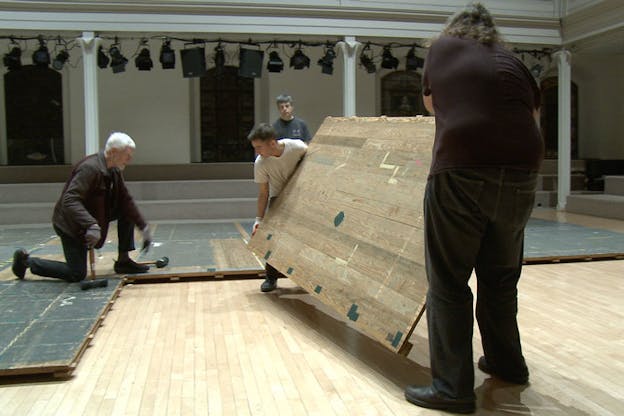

{"left": 248, "top": 123, "right": 308, "bottom": 292}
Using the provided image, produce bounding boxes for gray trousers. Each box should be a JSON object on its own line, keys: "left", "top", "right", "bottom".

{"left": 424, "top": 168, "right": 537, "bottom": 399}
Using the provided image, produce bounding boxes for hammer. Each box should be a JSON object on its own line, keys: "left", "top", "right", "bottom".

{"left": 136, "top": 256, "right": 169, "bottom": 268}
{"left": 80, "top": 248, "right": 109, "bottom": 290}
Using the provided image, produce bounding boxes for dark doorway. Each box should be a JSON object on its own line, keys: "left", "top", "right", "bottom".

{"left": 540, "top": 77, "right": 578, "bottom": 159}
{"left": 381, "top": 71, "right": 426, "bottom": 116}
{"left": 199, "top": 66, "right": 255, "bottom": 162}
{"left": 4, "top": 65, "right": 65, "bottom": 165}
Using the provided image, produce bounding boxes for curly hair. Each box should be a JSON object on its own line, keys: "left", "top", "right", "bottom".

{"left": 441, "top": 2, "right": 502, "bottom": 45}
{"left": 247, "top": 123, "right": 277, "bottom": 142}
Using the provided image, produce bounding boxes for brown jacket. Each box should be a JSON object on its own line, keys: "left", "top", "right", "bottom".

{"left": 52, "top": 151, "right": 146, "bottom": 248}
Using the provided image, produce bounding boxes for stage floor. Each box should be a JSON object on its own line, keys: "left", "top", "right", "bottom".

{"left": 0, "top": 214, "right": 622, "bottom": 378}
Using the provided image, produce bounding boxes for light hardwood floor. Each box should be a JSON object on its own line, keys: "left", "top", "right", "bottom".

{"left": 1, "top": 209, "right": 623, "bottom": 415}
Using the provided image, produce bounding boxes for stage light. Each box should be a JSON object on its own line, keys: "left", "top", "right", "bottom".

{"left": 52, "top": 50, "right": 69, "bottom": 70}
{"left": 159, "top": 39, "right": 175, "bottom": 69}
{"left": 97, "top": 46, "right": 110, "bottom": 68}
{"left": 213, "top": 44, "right": 225, "bottom": 69}
{"left": 405, "top": 46, "right": 424, "bottom": 71}
{"left": 3, "top": 45, "right": 22, "bottom": 70}
{"left": 531, "top": 63, "right": 543, "bottom": 78}
{"left": 380, "top": 45, "right": 398, "bottom": 70}
{"left": 317, "top": 44, "right": 336, "bottom": 75}
{"left": 32, "top": 38, "right": 50, "bottom": 67}
{"left": 359, "top": 44, "right": 376, "bottom": 73}
{"left": 135, "top": 41, "right": 153, "bottom": 71}
{"left": 109, "top": 44, "right": 128, "bottom": 73}
{"left": 267, "top": 50, "right": 284, "bottom": 73}
{"left": 290, "top": 48, "right": 310, "bottom": 70}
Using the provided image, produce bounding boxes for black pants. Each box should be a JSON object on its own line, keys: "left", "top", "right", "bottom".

{"left": 424, "top": 168, "right": 536, "bottom": 399}
{"left": 29, "top": 217, "right": 136, "bottom": 282}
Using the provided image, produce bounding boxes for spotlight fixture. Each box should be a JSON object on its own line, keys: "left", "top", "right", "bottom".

{"left": 52, "top": 50, "right": 70, "bottom": 71}
{"left": 135, "top": 41, "right": 153, "bottom": 71}
{"left": 32, "top": 38, "right": 50, "bottom": 67}
{"left": 109, "top": 43, "right": 128, "bottom": 73}
{"left": 317, "top": 44, "right": 336, "bottom": 75}
{"left": 213, "top": 44, "right": 225, "bottom": 69}
{"left": 159, "top": 39, "right": 175, "bottom": 69}
{"left": 97, "top": 46, "right": 110, "bottom": 68}
{"left": 266, "top": 50, "right": 284, "bottom": 73}
{"left": 359, "top": 44, "right": 376, "bottom": 74}
{"left": 405, "top": 46, "right": 424, "bottom": 71}
{"left": 531, "top": 63, "right": 543, "bottom": 78}
{"left": 3, "top": 44, "right": 22, "bottom": 70}
{"left": 380, "top": 45, "right": 398, "bottom": 70}
{"left": 290, "top": 48, "right": 310, "bottom": 70}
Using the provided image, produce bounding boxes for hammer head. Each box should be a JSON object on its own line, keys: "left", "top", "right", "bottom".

{"left": 155, "top": 256, "right": 169, "bottom": 268}
{"left": 80, "top": 278, "right": 108, "bottom": 290}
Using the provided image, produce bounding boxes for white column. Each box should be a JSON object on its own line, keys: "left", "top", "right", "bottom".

{"left": 337, "top": 36, "right": 361, "bottom": 117}
{"left": 555, "top": 49, "right": 572, "bottom": 210}
{"left": 78, "top": 32, "right": 101, "bottom": 155}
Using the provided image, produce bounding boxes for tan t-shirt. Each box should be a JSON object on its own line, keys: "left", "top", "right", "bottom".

{"left": 254, "top": 139, "right": 308, "bottom": 197}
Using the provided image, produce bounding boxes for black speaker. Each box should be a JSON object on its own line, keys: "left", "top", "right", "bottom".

{"left": 181, "top": 47, "right": 206, "bottom": 78}
{"left": 239, "top": 48, "right": 264, "bottom": 78}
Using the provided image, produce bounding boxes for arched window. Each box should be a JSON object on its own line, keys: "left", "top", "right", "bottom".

{"left": 199, "top": 66, "right": 255, "bottom": 162}
{"left": 4, "top": 65, "right": 64, "bottom": 165}
{"left": 540, "top": 77, "right": 578, "bottom": 159}
{"left": 381, "top": 71, "right": 426, "bottom": 116}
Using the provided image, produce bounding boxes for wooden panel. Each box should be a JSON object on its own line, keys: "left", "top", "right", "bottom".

{"left": 248, "top": 116, "right": 434, "bottom": 353}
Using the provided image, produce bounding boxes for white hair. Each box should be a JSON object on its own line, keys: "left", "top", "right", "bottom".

{"left": 104, "top": 132, "right": 136, "bottom": 154}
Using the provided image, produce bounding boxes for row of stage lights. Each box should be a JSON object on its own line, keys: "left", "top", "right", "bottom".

{"left": 2, "top": 36, "right": 427, "bottom": 76}
{"left": 2, "top": 36, "right": 552, "bottom": 78}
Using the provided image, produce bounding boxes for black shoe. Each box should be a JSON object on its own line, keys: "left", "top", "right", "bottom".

{"left": 114, "top": 259, "right": 149, "bottom": 274}
{"left": 260, "top": 276, "right": 277, "bottom": 292}
{"left": 12, "top": 248, "right": 29, "bottom": 279}
{"left": 405, "top": 385, "right": 475, "bottom": 414}
{"left": 478, "top": 356, "right": 529, "bottom": 385}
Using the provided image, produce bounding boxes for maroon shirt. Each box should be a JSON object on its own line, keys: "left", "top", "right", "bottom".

{"left": 423, "top": 36, "right": 544, "bottom": 174}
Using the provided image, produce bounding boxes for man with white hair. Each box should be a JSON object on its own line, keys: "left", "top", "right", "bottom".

{"left": 12, "top": 132, "right": 153, "bottom": 282}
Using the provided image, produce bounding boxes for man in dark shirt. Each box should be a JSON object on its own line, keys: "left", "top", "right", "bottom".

{"left": 404, "top": 3, "right": 544, "bottom": 414}
{"left": 272, "top": 94, "right": 312, "bottom": 143}
{"left": 12, "top": 132, "right": 153, "bottom": 282}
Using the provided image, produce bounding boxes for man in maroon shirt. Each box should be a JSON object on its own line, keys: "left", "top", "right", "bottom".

{"left": 404, "top": 3, "right": 544, "bottom": 414}
{"left": 12, "top": 132, "right": 153, "bottom": 282}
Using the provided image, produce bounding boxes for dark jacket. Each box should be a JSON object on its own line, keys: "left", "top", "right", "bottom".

{"left": 52, "top": 151, "right": 146, "bottom": 248}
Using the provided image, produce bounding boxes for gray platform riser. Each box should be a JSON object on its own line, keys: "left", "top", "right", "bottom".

{"left": 539, "top": 159, "right": 586, "bottom": 175}
{"left": 566, "top": 195, "right": 624, "bottom": 220}
{"left": 537, "top": 174, "right": 585, "bottom": 191}
{"left": 604, "top": 176, "right": 624, "bottom": 196}
{"left": 0, "top": 199, "right": 257, "bottom": 225}
{"left": 0, "top": 180, "right": 257, "bottom": 204}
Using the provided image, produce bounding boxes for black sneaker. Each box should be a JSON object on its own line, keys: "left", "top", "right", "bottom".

{"left": 12, "top": 248, "right": 29, "bottom": 279}
{"left": 114, "top": 259, "right": 149, "bottom": 274}
{"left": 260, "top": 276, "right": 277, "bottom": 292}
{"left": 478, "top": 356, "right": 529, "bottom": 384}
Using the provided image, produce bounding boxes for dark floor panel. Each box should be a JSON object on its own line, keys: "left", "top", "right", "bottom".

{"left": 524, "top": 218, "right": 624, "bottom": 259}
{"left": 0, "top": 279, "right": 121, "bottom": 375}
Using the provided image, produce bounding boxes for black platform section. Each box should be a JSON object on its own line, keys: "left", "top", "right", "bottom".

{"left": 524, "top": 218, "right": 624, "bottom": 263}
{"left": 0, "top": 279, "right": 122, "bottom": 378}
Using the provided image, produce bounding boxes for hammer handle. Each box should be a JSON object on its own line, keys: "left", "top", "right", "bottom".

{"left": 89, "top": 248, "right": 96, "bottom": 280}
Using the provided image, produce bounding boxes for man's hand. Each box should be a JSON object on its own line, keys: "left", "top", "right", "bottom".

{"left": 85, "top": 224, "right": 101, "bottom": 248}
{"left": 252, "top": 217, "right": 262, "bottom": 236}
{"left": 141, "top": 225, "right": 152, "bottom": 253}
